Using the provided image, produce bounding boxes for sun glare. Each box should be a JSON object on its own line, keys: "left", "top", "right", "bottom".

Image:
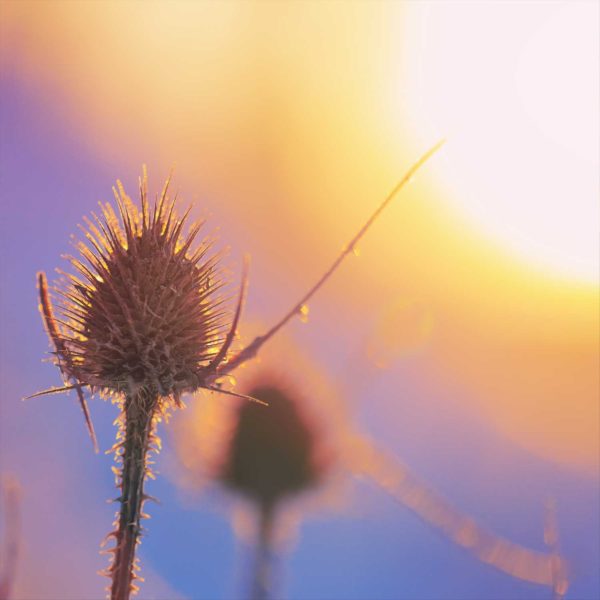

{"left": 402, "top": 1, "right": 599, "bottom": 283}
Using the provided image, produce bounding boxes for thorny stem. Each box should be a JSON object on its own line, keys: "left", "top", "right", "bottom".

{"left": 0, "top": 477, "right": 21, "bottom": 600}
{"left": 218, "top": 140, "right": 445, "bottom": 378}
{"left": 109, "top": 390, "right": 158, "bottom": 600}
{"left": 251, "top": 504, "right": 275, "bottom": 600}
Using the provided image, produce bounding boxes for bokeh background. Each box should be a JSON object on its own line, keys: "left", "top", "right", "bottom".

{"left": 0, "top": 1, "right": 598, "bottom": 599}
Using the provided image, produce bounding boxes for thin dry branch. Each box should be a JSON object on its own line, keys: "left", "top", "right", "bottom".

{"left": 217, "top": 140, "right": 445, "bottom": 377}
{"left": 349, "top": 438, "right": 568, "bottom": 590}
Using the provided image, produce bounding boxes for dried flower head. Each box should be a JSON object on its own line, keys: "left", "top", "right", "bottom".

{"left": 171, "top": 332, "right": 348, "bottom": 508}
{"left": 171, "top": 333, "right": 351, "bottom": 600}
{"left": 221, "top": 378, "right": 332, "bottom": 600}
{"left": 55, "top": 172, "right": 225, "bottom": 399}
{"left": 220, "top": 380, "right": 330, "bottom": 512}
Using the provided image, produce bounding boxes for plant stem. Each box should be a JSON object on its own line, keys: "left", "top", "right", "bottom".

{"left": 218, "top": 139, "right": 445, "bottom": 378}
{"left": 251, "top": 504, "right": 275, "bottom": 600}
{"left": 110, "top": 389, "right": 158, "bottom": 600}
{"left": 350, "top": 437, "right": 567, "bottom": 588}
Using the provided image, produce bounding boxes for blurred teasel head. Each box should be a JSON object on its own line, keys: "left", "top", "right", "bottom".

{"left": 220, "top": 377, "right": 332, "bottom": 514}
{"left": 183, "top": 363, "right": 338, "bottom": 600}
{"left": 171, "top": 333, "right": 347, "bottom": 512}
{"left": 220, "top": 374, "right": 334, "bottom": 600}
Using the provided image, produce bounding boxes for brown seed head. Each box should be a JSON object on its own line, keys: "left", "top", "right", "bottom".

{"left": 54, "top": 170, "right": 226, "bottom": 400}
{"left": 220, "top": 380, "right": 330, "bottom": 511}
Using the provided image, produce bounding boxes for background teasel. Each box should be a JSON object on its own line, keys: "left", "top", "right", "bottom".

{"left": 219, "top": 377, "right": 333, "bottom": 600}
{"left": 30, "top": 147, "right": 442, "bottom": 599}
{"left": 173, "top": 333, "right": 569, "bottom": 600}
{"left": 170, "top": 335, "right": 347, "bottom": 600}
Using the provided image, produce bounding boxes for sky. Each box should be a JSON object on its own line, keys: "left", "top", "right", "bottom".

{"left": 0, "top": 2, "right": 598, "bottom": 599}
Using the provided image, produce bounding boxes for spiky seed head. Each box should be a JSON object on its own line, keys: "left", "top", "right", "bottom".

{"left": 53, "top": 170, "right": 227, "bottom": 399}
{"left": 220, "top": 382, "right": 328, "bottom": 511}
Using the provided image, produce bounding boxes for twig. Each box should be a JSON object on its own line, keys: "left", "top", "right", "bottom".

{"left": 349, "top": 437, "right": 568, "bottom": 589}
{"left": 217, "top": 140, "right": 445, "bottom": 377}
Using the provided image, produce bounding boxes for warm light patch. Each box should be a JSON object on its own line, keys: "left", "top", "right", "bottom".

{"left": 402, "top": 1, "right": 599, "bottom": 282}
{"left": 366, "top": 298, "right": 434, "bottom": 368}
{"left": 3, "top": 1, "right": 597, "bottom": 474}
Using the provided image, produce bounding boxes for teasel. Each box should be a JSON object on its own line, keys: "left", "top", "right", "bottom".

{"left": 29, "top": 142, "right": 444, "bottom": 599}
{"left": 170, "top": 334, "right": 348, "bottom": 599}
{"left": 219, "top": 377, "right": 334, "bottom": 600}
{"left": 33, "top": 172, "right": 244, "bottom": 600}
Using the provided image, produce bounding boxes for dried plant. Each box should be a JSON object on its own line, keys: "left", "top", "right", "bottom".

{"left": 28, "top": 142, "right": 443, "bottom": 599}
{"left": 218, "top": 378, "right": 333, "bottom": 600}
{"left": 171, "top": 337, "right": 347, "bottom": 599}
{"left": 221, "top": 382, "right": 330, "bottom": 510}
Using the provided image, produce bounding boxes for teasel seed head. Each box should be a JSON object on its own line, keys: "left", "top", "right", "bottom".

{"left": 219, "top": 378, "right": 331, "bottom": 513}
{"left": 209, "top": 370, "right": 337, "bottom": 600}
{"left": 52, "top": 168, "right": 227, "bottom": 402}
